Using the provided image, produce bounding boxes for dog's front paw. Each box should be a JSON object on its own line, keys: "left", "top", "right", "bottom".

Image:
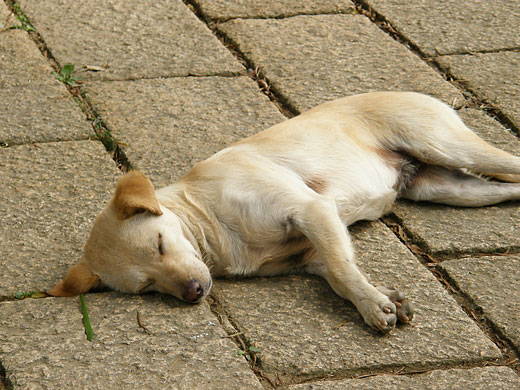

{"left": 377, "top": 286, "right": 414, "bottom": 325}
{"left": 358, "top": 296, "right": 397, "bottom": 333}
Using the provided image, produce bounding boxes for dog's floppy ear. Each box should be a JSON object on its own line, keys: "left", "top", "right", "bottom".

{"left": 113, "top": 170, "right": 163, "bottom": 220}
{"left": 48, "top": 260, "right": 103, "bottom": 297}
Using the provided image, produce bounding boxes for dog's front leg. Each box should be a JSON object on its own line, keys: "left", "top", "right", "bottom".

{"left": 295, "top": 200, "right": 406, "bottom": 332}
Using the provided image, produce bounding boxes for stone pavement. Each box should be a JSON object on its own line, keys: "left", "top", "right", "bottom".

{"left": 1, "top": 0, "right": 519, "bottom": 388}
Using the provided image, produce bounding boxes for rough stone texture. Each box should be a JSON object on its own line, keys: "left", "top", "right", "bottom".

{"left": 18, "top": 0, "right": 244, "bottom": 81}
{"left": 212, "top": 222, "right": 500, "bottom": 378}
{"left": 0, "top": 293, "right": 262, "bottom": 389}
{"left": 0, "top": 86, "right": 94, "bottom": 145}
{"left": 85, "top": 76, "right": 286, "bottom": 188}
{"left": 0, "top": 1, "right": 9, "bottom": 20}
{"left": 287, "top": 366, "right": 520, "bottom": 389}
{"left": 0, "top": 29, "right": 92, "bottom": 144}
{"left": 366, "top": 0, "right": 520, "bottom": 56}
{"left": 441, "top": 255, "right": 520, "bottom": 349}
{"left": 438, "top": 52, "right": 520, "bottom": 128}
{"left": 393, "top": 200, "right": 520, "bottom": 256}
{"left": 193, "top": 0, "right": 355, "bottom": 20}
{"left": 218, "top": 15, "right": 463, "bottom": 113}
{"left": 0, "top": 29, "right": 53, "bottom": 89}
{"left": 0, "top": 141, "right": 119, "bottom": 296}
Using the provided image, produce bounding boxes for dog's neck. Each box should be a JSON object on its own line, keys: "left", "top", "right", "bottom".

{"left": 155, "top": 183, "right": 226, "bottom": 276}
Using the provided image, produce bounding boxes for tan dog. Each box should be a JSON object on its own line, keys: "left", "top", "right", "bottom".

{"left": 49, "top": 92, "right": 520, "bottom": 332}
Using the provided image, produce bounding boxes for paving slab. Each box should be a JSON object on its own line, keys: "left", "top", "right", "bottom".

{"left": 17, "top": 0, "right": 243, "bottom": 81}
{"left": 193, "top": 0, "right": 355, "bottom": 20}
{"left": 0, "top": 0, "right": 9, "bottom": 20}
{"left": 0, "top": 141, "right": 119, "bottom": 296}
{"left": 392, "top": 108, "right": 520, "bottom": 256}
{"left": 84, "top": 76, "right": 286, "bottom": 188}
{"left": 287, "top": 366, "right": 520, "bottom": 389}
{"left": 365, "top": 0, "right": 520, "bottom": 56}
{"left": 392, "top": 201, "right": 520, "bottom": 256}
{"left": 438, "top": 52, "right": 520, "bottom": 128}
{"left": 0, "top": 27, "right": 93, "bottom": 144}
{"left": 0, "top": 293, "right": 262, "bottom": 389}
{"left": 218, "top": 15, "right": 463, "bottom": 113}
{"left": 0, "top": 28, "right": 53, "bottom": 89}
{"left": 212, "top": 221, "right": 500, "bottom": 379}
{"left": 0, "top": 85, "right": 94, "bottom": 145}
{"left": 441, "top": 255, "right": 520, "bottom": 350}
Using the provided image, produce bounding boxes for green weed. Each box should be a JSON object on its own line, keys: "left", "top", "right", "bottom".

{"left": 11, "top": 3, "right": 35, "bottom": 32}
{"left": 53, "top": 63, "right": 82, "bottom": 86}
{"left": 237, "top": 346, "right": 259, "bottom": 362}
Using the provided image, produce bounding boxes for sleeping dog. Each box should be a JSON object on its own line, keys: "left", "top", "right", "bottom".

{"left": 49, "top": 92, "right": 520, "bottom": 332}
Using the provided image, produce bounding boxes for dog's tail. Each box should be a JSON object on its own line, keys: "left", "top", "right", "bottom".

{"left": 360, "top": 92, "right": 520, "bottom": 183}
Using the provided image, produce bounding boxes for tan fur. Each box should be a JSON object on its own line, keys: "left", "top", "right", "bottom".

{"left": 50, "top": 92, "right": 520, "bottom": 332}
{"left": 114, "top": 170, "right": 163, "bottom": 220}
{"left": 48, "top": 260, "right": 100, "bottom": 297}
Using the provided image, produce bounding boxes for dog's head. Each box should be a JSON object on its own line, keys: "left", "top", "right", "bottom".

{"left": 48, "top": 171, "right": 212, "bottom": 303}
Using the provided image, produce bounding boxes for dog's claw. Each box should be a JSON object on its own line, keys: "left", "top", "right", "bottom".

{"left": 359, "top": 298, "right": 398, "bottom": 333}
{"left": 377, "top": 286, "right": 414, "bottom": 325}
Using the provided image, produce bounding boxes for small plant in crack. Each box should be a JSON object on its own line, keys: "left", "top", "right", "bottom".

{"left": 91, "top": 119, "right": 116, "bottom": 151}
{"left": 53, "top": 63, "right": 82, "bottom": 86}
{"left": 9, "top": 3, "right": 35, "bottom": 32}
{"left": 14, "top": 291, "right": 46, "bottom": 299}
{"left": 236, "top": 346, "right": 259, "bottom": 363}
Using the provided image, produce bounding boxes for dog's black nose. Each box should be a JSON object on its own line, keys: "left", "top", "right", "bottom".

{"left": 183, "top": 280, "right": 203, "bottom": 302}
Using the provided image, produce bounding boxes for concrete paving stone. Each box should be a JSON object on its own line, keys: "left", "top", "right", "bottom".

{"left": 0, "top": 0, "right": 9, "bottom": 19}
{"left": 366, "top": 0, "right": 520, "bottom": 56}
{"left": 0, "top": 293, "right": 263, "bottom": 389}
{"left": 212, "top": 221, "right": 500, "bottom": 379}
{"left": 0, "top": 141, "right": 119, "bottom": 296}
{"left": 0, "top": 86, "right": 94, "bottom": 145}
{"left": 218, "top": 15, "right": 463, "bottom": 114}
{"left": 441, "top": 255, "right": 520, "bottom": 350}
{"left": 392, "top": 200, "right": 520, "bottom": 256}
{"left": 0, "top": 25, "right": 92, "bottom": 144}
{"left": 437, "top": 52, "right": 520, "bottom": 128}
{"left": 0, "top": 29, "right": 55, "bottom": 88}
{"left": 287, "top": 366, "right": 520, "bottom": 389}
{"left": 193, "top": 0, "right": 355, "bottom": 20}
{"left": 84, "top": 76, "right": 286, "bottom": 188}
{"left": 17, "top": 0, "right": 244, "bottom": 81}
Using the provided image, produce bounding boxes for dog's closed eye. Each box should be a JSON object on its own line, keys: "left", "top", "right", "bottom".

{"left": 158, "top": 233, "right": 164, "bottom": 255}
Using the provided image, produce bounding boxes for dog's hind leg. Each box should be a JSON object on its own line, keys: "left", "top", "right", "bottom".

{"left": 401, "top": 165, "right": 520, "bottom": 207}
{"left": 378, "top": 95, "right": 520, "bottom": 178}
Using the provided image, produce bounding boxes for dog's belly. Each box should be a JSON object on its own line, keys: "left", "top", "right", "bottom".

{"left": 337, "top": 188, "right": 398, "bottom": 226}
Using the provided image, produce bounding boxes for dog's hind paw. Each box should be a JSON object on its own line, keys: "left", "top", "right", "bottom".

{"left": 376, "top": 286, "right": 414, "bottom": 325}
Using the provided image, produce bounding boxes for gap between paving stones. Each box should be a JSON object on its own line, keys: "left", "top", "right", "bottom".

{"left": 4, "top": 0, "right": 129, "bottom": 170}
{"left": 383, "top": 212, "right": 520, "bottom": 261}
{"left": 382, "top": 215, "right": 520, "bottom": 376}
{"left": 182, "top": 0, "right": 298, "bottom": 119}
{"left": 185, "top": 0, "right": 520, "bottom": 381}
{"left": 208, "top": 271, "right": 516, "bottom": 387}
{"left": 208, "top": 294, "right": 280, "bottom": 388}
{"left": 189, "top": 10, "right": 359, "bottom": 24}
{"left": 436, "top": 47, "right": 520, "bottom": 56}
{"left": 4, "top": 0, "right": 520, "bottom": 386}
{"left": 351, "top": 0, "right": 520, "bottom": 139}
